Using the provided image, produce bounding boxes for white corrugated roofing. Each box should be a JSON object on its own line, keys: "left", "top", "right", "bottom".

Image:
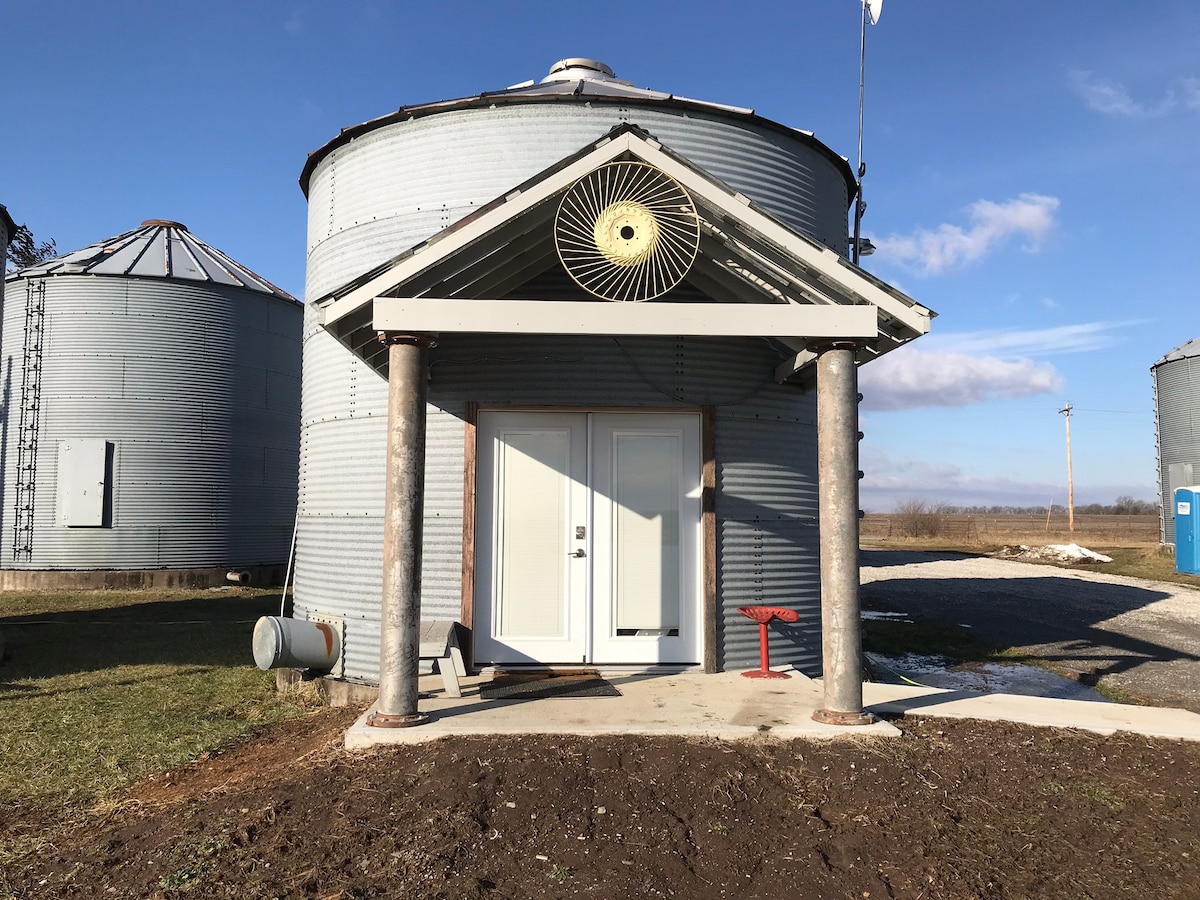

{"left": 7, "top": 219, "right": 297, "bottom": 303}
{"left": 1155, "top": 337, "right": 1200, "bottom": 367}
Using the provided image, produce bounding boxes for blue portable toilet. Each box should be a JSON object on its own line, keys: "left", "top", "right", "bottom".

{"left": 1174, "top": 487, "right": 1200, "bottom": 574}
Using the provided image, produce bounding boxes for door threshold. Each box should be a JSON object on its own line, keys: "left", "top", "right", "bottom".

{"left": 477, "top": 663, "right": 703, "bottom": 678}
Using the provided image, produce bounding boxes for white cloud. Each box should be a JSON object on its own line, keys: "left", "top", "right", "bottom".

{"left": 859, "top": 321, "right": 1138, "bottom": 412}
{"left": 926, "top": 321, "right": 1137, "bottom": 358}
{"left": 873, "top": 194, "right": 1059, "bottom": 276}
{"left": 1068, "top": 69, "right": 1199, "bottom": 118}
{"left": 859, "top": 348, "right": 1062, "bottom": 412}
{"left": 1183, "top": 78, "right": 1200, "bottom": 111}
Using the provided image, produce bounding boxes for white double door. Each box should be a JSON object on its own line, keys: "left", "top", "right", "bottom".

{"left": 475, "top": 411, "right": 701, "bottom": 666}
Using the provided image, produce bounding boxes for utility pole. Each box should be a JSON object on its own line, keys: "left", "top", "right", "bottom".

{"left": 1059, "top": 403, "right": 1075, "bottom": 533}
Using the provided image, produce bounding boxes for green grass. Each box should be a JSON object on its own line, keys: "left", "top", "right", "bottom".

{"left": 0, "top": 588, "right": 320, "bottom": 813}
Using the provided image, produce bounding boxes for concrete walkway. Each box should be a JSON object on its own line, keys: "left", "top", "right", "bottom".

{"left": 344, "top": 669, "right": 1200, "bottom": 750}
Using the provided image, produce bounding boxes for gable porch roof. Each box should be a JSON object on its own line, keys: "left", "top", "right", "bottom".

{"left": 315, "top": 124, "right": 934, "bottom": 380}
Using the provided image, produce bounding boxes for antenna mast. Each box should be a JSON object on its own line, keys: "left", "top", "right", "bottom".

{"left": 852, "top": 0, "right": 882, "bottom": 264}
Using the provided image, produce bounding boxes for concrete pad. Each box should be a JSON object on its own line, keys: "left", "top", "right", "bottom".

{"left": 863, "top": 682, "right": 1200, "bottom": 741}
{"left": 345, "top": 669, "right": 1200, "bottom": 749}
{"left": 345, "top": 670, "right": 901, "bottom": 749}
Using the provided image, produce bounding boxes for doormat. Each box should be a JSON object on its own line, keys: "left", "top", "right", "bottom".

{"left": 480, "top": 672, "right": 621, "bottom": 700}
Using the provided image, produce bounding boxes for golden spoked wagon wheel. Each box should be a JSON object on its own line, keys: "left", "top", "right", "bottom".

{"left": 555, "top": 161, "right": 701, "bottom": 302}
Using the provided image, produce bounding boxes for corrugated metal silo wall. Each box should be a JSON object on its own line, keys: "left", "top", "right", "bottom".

{"left": 297, "top": 101, "right": 847, "bottom": 679}
{"left": 297, "top": 332, "right": 820, "bottom": 680}
{"left": 0, "top": 275, "right": 301, "bottom": 569}
{"left": 305, "top": 105, "right": 850, "bottom": 294}
{"left": 1155, "top": 356, "right": 1200, "bottom": 544}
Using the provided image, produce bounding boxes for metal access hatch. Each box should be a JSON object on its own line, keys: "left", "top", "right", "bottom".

{"left": 58, "top": 439, "right": 111, "bottom": 527}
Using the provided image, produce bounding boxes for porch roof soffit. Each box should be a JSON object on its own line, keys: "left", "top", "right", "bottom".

{"left": 315, "top": 124, "right": 935, "bottom": 379}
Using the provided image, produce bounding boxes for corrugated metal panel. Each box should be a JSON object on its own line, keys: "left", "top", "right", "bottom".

{"left": 1155, "top": 356, "right": 1200, "bottom": 544}
{"left": 0, "top": 274, "right": 301, "bottom": 569}
{"left": 304, "top": 104, "right": 849, "bottom": 296}
{"left": 716, "top": 402, "right": 821, "bottom": 673}
{"left": 295, "top": 333, "right": 821, "bottom": 679}
{"left": 299, "top": 63, "right": 857, "bottom": 209}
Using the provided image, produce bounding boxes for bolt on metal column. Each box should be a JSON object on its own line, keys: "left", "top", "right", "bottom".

{"left": 368, "top": 333, "right": 435, "bottom": 728}
{"left": 811, "top": 342, "right": 874, "bottom": 726}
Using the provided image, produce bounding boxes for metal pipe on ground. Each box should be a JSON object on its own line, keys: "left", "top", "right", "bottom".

{"left": 812, "top": 342, "right": 874, "bottom": 726}
{"left": 369, "top": 335, "right": 433, "bottom": 728}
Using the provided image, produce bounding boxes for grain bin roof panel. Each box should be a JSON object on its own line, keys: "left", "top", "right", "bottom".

{"left": 130, "top": 230, "right": 168, "bottom": 277}
{"left": 9, "top": 220, "right": 299, "bottom": 304}
{"left": 1154, "top": 337, "right": 1200, "bottom": 368}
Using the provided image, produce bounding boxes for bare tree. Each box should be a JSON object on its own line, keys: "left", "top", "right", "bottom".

{"left": 6, "top": 224, "right": 57, "bottom": 273}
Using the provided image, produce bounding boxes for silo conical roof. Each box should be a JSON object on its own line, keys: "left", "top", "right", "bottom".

{"left": 6, "top": 219, "right": 297, "bottom": 303}
{"left": 1154, "top": 337, "right": 1200, "bottom": 368}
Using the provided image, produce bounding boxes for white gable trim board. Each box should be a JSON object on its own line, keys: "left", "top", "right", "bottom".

{"left": 372, "top": 298, "right": 878, "bottom": 340}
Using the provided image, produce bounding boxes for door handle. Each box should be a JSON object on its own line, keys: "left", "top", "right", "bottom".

{"left": 569, "top": 548, "right": 587, "bottom": 558}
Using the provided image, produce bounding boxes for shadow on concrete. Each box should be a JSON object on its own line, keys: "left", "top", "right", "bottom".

{"left": 860, "top": 549, "right": 985, "bottom": 567}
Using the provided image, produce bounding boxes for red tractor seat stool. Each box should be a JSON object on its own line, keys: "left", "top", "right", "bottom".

{"left": 737, "top": 605, "right": 800, "bottom": 679}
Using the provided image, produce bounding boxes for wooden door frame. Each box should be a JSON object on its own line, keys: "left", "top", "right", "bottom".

{"left": 460, "top": 404, "right": 718, "bottom": 672}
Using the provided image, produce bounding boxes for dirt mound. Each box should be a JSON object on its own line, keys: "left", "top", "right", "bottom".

{"left": 4, "top": 713, "right": 1199, "bottom": 899}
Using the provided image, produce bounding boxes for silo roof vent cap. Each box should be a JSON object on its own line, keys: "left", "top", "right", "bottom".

{"left": 140, "top": 219, "right": 188, "bottom": 232}
{"left": 541, "top": 58, "right": 628, "bottom": 85}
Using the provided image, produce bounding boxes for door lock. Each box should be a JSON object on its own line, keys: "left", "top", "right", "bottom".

{"left": 575, "top": 526, "right": 586, "bottom": 539}
{"left": 570, "top": 548, "right": 587, "bottom": 558}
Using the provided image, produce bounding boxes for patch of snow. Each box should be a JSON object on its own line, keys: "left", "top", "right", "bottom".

{"left": 992, "top": 543, "right": 1113, "bottom": 563}
{"left": 867, "top": 652, "right": 1112, "bottom": 702}
{"left": 861, "top": 611, "right": 914, "bottom": 622}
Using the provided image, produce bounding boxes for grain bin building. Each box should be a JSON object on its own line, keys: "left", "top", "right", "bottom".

{"left": 290, "top": 59, "right": 933, "bottom": 723}
{"left": 0, "top": 205, "right": 15, "bottom": 271}
{"left": 0, "top": 205, "right": 15, "bottom": 323}
{"left": 1, "top": 220, "right": 302, "bottom": 586}
{"left": 1154, "top": 337, "right": 1200, "bottom": 545}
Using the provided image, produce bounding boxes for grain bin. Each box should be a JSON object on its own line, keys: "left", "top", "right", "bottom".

{"left": 1153, "top": 337, "right": 1200, "bottom": 545}
{"left": 0, "top": 220, "right": 302, "bottom": 585}
{"left": 294, "top": 59, "right": 929, "bottom": 683}
{"left": 0, "top": 205, "right": 15, "bottom": 271}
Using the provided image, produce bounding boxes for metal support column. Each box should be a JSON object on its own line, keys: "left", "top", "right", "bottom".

{"left": 811, "top": 342, "right": 875, "bottom": 726}
{"left": 368, "top": 333, "right": 435, "bottom": 728}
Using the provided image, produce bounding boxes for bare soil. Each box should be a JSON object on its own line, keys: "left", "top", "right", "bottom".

{"left": 5, "top": 708, "right": 1200, "bottom": 899}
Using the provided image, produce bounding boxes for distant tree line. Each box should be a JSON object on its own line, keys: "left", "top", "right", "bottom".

{"left": 896, "top": 495, "right": 1157, "bottom": 516}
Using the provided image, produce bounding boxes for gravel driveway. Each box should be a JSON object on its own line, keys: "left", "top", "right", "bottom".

{"left": 860, "top": 549, "right": 1200, "bottom": 713}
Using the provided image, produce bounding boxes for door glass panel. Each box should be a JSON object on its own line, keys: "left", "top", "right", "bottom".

{"left": 612, "top": 433, "right": 681, "bottom": 635}
{"left": 497, "top": 430, "right": 569, "bottom": 638}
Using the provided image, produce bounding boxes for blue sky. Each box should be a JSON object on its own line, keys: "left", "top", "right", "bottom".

{"left": 3, "top": 1, "right": 1195, "bottom": 510}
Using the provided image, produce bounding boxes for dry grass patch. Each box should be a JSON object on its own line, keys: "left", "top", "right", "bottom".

{"left": 0, "top": 588, "right": 322, "bottom": 815}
